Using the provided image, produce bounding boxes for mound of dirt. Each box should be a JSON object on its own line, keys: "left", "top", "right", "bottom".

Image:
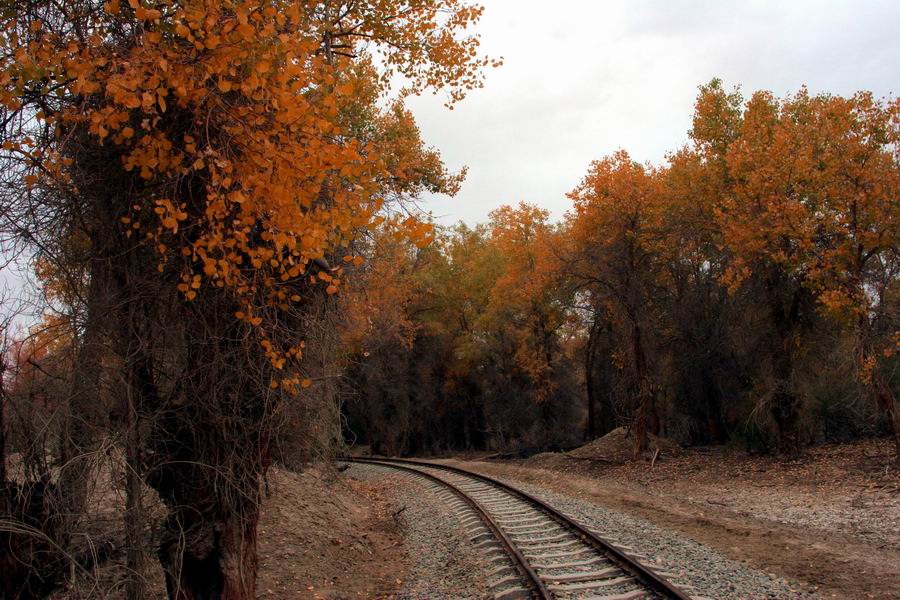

{"left": 567, "top": 427, "right": 683, "bottom": 464}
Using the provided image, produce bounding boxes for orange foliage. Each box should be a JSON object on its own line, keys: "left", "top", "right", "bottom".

{"left": 715, "top": 89, "right": 899, "bottom": 319}
{"left": 484, "top": 202, "right": 564, "bottom": 399}
{"left": 567, "top": 150, "right": 665, "bottom": 299}
{"left": 2, "top": 0, "right": 496, "bottom": 389}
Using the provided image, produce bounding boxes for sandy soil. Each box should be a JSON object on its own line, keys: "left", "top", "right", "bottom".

{"left": 36, "top": 438, "right": 899, "bottom": 599}
{"left": 437, "top": 438, "right": 900, "bottom": 600}
{"left": 257, "top": 467, "right": 410, "bottom": 599}
{"left": 44, "top": 462, "right": 411, "bottom": 599}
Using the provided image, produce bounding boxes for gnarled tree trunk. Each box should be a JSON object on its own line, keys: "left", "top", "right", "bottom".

{"left": 158, "top": 503, "right": 260, "bottom": 600}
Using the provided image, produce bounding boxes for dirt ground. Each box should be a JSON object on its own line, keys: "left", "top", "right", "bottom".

{"left": 41, "top": 462, "right": 410, "bottom": 599}
{"left": 257, "top": 467, "right": 410, "bottom": 599}
{"left": 439, "top": 437, "right": 900, "bottom": 600}
{"left": 34, "top": 438, "right": 900, "bottom": 599}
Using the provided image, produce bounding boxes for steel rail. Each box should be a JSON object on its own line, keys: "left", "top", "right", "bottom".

{"left": 344, "top": 457, "right": 552, "bottom": 599}
{"left": 347, "top": 455, "right": 693, "bottom": 600}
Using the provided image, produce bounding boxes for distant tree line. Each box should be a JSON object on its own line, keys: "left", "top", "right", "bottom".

{"left": 343, "top": 80, "right": 900, "bottom": 460}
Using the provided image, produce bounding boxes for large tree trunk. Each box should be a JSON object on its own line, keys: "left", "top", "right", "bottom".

{"left": 58, "top": 266, "right": 108, "bottom": 524}
{"left": 584, "top": 317, "right": 616, "bottom": 441}
{"left": 141, "top": 300, "right": 270, "bottom": 600}
{"left": 771, "top": 386, "right": 801, "bottom": 455}
{"left": 149, "top": 397, "right": 266, "bottom": 600}
{"left": 159, "top": 505, "right": 260, "bottom": 600}
{"left": 703, "top": 379, "right": 727, "bottom": 445}
{"left": 770, "top": 334, "right": 801, "bottom": 455}
{"left": 630, "top": 321, "right": 658, "bottom": 457}
{"left": 766, "top": 275, "right": 806, "bottom": 455}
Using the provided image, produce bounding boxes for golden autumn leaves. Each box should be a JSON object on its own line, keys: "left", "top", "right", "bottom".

{"left": 570, "top": 86, "right": 899, "bottom": 319}
{"left": 2, "top": 0, "right": 492, "bottom": 392}
{"left": 567, "top": 82, "right": 899, "bottom": 395}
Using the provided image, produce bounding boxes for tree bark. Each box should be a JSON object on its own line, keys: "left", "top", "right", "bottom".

{"left": 766, "top": 274, "right": 805, "bottom": 455}
{"left": 770, "top": 333, "right": 801, "bottom": 455}
{"left": 123, "top": 378, "right": 145, "bottom": 600}
{"left": 704, "top": 381, "right": 727, "bottom": 445}
{"left": 58, "top": 266, "right": 107, "bottom": 522}
{"left": 584, "top": 319, "right": 599, "bottom": 441}
{"left": 630, "top": 320, "right": 658, "bottom": 457}
{"left": 585, "top": 317, "right": 616, "bottom": 441}
{"left": 139, "top": 302, "right": 268, "bottom": 600}
{"left": 159, "top": 506, "right": 259, "bottom": 600}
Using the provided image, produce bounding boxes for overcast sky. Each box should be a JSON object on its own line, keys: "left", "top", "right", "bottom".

{"left": 406, "top": 0, "right": 900, "bottom": 226}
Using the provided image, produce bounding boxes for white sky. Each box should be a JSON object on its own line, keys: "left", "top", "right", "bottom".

{"left": 407, "top": 0, "right": 900, "bottom": 225}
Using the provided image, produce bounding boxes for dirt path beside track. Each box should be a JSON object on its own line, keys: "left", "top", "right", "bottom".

{"left": 437, "top": 439, "right": 899, "bottom": 599}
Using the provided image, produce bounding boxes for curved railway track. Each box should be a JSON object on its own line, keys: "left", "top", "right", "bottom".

{"left": 343, "top": 456, "right": 695, "bottom": 600}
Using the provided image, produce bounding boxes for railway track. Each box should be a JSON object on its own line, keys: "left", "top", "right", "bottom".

{"left": 343, "top": 456, "right": 697, "bottom": 600}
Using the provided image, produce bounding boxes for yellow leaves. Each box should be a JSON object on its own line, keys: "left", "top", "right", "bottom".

{"left": 8, "top": 0, "right": 495, "bottom": 399}
{"left": 342, "top": 255, "right": 365, "bottom": 267}
{"left": 178, "top": 274, "right": 200, "bottom": 301}
{"left": 237, "top": 23, "right": 255, "bottom": 40}
{"left": 335, "top": 81, "right": 355, "bottom": 96}
{"left": 154, "top": 198, "right": 187, "bottom": 233}
{"left": 134, "top": 7, "right": 161, "bottom": 21}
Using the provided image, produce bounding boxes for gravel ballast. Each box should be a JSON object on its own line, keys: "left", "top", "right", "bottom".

{"left": 352, "top": 460, "right": 825, "bottom": 599}
{"left": 348, "top": 463, "right": 494, "bottom": 599}
{"left": 487, "top": 473, "right": 822, "bottom": 600}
